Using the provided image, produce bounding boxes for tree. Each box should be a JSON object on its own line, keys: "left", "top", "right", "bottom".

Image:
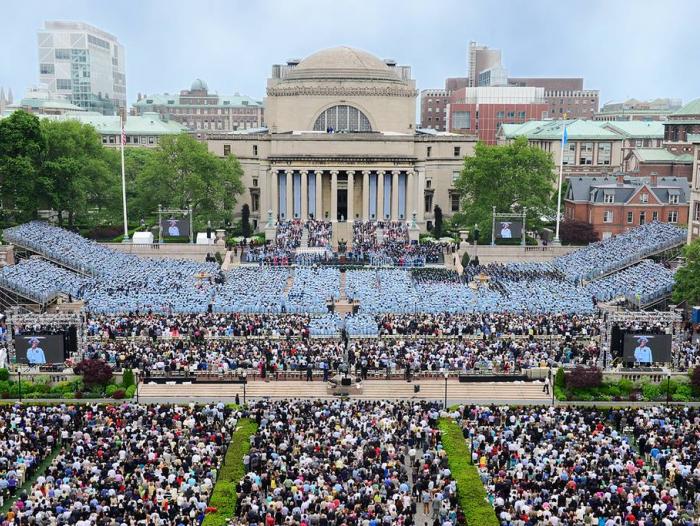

{"left": 560, "top": 218, "right": 599, "bottom": 245}
{"left": 40, "top": 119, "right": 119, "bottom": 227}
{"left": 0, "top": 110, "right": 46, "bottom": 222}
{"left": 455, "top": 136, "right": 556, "bottom": 242}
{"left": 133, "top": 133, "right": 243, "bottom": 230}
{"left": 433, "top": 205, "right": 444, "bottom": 237}
{"left": 73, "top": 358, "right": 113, "bottom": 388}
{"left": 241, "top": 203, "right": 251, "bottom": 238}
{"left": 672, "top": 239, "right": 700, "bottom": 305}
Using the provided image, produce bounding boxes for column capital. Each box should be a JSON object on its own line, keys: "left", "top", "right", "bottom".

{"left": 391, "top": 169, "right": 401, "bottom": 176}
{"left": 299, "top": 169, "right": 309, "bottom": 176}
{"left": 346, "top": 170, "right": 356, "bottom": 177}
{"left": 361, "top": 169, "right": 372, "bottom": 176}
{"left": 330, "top": 170, "right": 339, "bottom": 176}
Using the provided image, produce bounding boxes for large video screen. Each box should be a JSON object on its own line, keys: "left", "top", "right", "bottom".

{"left": 14, "top": 335, "right": 65, "bottom": 365}
{"left": 161, "top": 218, "right": 190, "bottom": 238}
{"left": 496, "top": 221, "right": 522, "bottom": 239}
{"left": 623, "top": 333, "right": 672, "bottom": 364}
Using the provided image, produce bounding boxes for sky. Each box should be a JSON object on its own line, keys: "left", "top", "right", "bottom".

{"left": 1, "top": 0, "right": 699, "bottom": 109}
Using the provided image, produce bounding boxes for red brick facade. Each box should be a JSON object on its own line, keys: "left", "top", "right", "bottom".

{"left": 447, "top": 101, "right": 548, "bottom": 144}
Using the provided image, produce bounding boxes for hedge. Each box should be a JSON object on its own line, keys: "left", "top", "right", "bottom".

{"left": 202, "top": 418, "right": 258, "bottom": 526}
{"left": 439, "top": 419, "right": 499, "bottom": 526}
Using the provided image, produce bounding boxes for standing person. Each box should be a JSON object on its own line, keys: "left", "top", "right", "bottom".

{"left": 543, "top": 375, "right": 551, "bottom": 395}
{"left": 306, "top": 362, "right": 313, "bottom": 382}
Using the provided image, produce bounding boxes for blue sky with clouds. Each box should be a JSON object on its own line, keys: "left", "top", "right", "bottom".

{"left": 1, "top": 0, "right": 698, "bottom": 108}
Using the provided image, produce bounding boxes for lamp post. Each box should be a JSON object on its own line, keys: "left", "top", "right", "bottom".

{"left": 443, "top": 371, "right": 449, "bottom": 409}
{"left": 242, "top": 371, "right": 247, "bottom": 406}
{"left": 17, "top": 371, "right": 21, "bottom": 403}
{"left": 666, "top": 373, "right": 671, "bottom": 407}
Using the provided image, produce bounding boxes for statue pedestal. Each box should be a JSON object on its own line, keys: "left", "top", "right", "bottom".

{"left": 408, "top": 225, "right": 420, "bottom": 242}
{"left": 215, "top": 229, "right": 226, "bottom": 246}
{"left": 265, "top": 225, "right": 276, "bottom": 242}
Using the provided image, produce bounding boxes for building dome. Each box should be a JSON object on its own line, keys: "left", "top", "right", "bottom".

{"left": 286, "top": 46, "right": 401, "bottom": 82}
{"left": 190, "top": 78, "right": 208, "bottom": 91}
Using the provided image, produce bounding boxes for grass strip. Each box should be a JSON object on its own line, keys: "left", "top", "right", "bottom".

{"left": 202, "top": 418, "right": 258, "bottom": 526}
{"left": 439, "top": 418, "right": 499, "bottom": 526}
{"left": 0, "top": 442, "right": 62, "bottom": 516}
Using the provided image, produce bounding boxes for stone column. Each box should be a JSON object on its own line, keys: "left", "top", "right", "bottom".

{"left": 377, "top": 170, "right": 385, "bottom": 220}
{"left": 362, "top": 170, "right": 370, "bottom": 220}
{"left": 300, "top": 170, "right": 308, "bottom": 220}
{"left": 346, "top": 170, "right": 355, "bottom": 222}
{"left": 416, "top": 169, "right": 425, "bottom": 223}
{"left": 391, "top": 170, "right": 400, "bottom": 221}
{"left": 330, "top": 170, "right": 339, "bottom": 222}
{"left": 315, "top": 171, "right": 323, "bottom": 220}
{"left": 406, "top": 170, "right": 415, "bottom": 221}
{"left": 270, "top": 169, "right": 278, "bottom": 222}
{"left": 286, "top": 170, "right": 294, "bottom": 220}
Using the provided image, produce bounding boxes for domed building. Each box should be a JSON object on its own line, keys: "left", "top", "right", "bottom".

{"left": 205, "top": 46, "right": 476, "bottom": 238}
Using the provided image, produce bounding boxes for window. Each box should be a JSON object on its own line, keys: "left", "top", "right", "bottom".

{"left": 562, "top": 143, "right": 576, "bottom": 165}
{"left": 603, "top": 193, "right": 615, "bottom": 203}
{"left": 56, "top": 79, "right": 72, "bottom": 90}
{"left": 669, "top": 194, "right": 679, "bottom": 204}
{"left": 40, "top": 63, "right": 54, "bottom": 74}
{"left": 635, "top": 139, "right": 643, "bottom": 147}
{"left": 579, "top": 142, "right": 593, "bottom": 165}
{"left": 652, "top": 211, "right": 658, "bottom": 221}
{"left": 251, "top": 193, "right": 260, "bottom": 212}
{"left": 253, "top": 178, "right": 258, "bottom": 187}
{"left": 694, "top": 202, "right": 700, "bottom": 221}
{"left": 668, "top": 210, "right": 678, "bottom": 223}
{"left": 453, "top": 147, "right": 461, "bottom": 157}
{"left": 603, "top": 210, "right": 613, "bottom": 223}
{"left": 253, "top": 145, "right": 258, "bottom": 156}
{"left": 148, "top": 136, "right": 154, "bottom": 145}
{"left": 451, "top": 193, "right": 460, "bottom": 212}
{"left": 639, "top": 211, "right": 646, "bottom": 225}
{"left": 452, "top": 171, "right": 460, "bottom": 183}
{"left": 426, "top": 179, "right": 432, "bottom": 189}
{"left": 452, "top": 111, "right": 470, "bottom": 129}
{"left": 55, "top": 49, "right": 71, "bottom": 59}
{"left": 313, "top": 105, "right": 371, "bottom": 132}
{"left": 627, "top": 211, "right": 633, "bottom": 223}
{"left": 223, "top": 144, "right": 231, "bottom": 156}
{"left": 426, "top": 146, "right": 432, "bottom": 158}
{"left": 597, "top": 142, "right": 611, "bottom": 165}
{"left": 639, "top": 193, "right": 648, "bottom": 203}
{"left": 424, "top": 194, "right": 433, "bottom": 213}
{"left": 496, "top": 111, "right": 505, "bottom": 119}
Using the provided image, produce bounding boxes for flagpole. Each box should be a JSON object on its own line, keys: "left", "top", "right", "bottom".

{"left": 120, "top": 117, "right": 129, "bottom": 242}
{"left": 553, "top": 125, "right": 566, "bottom": 245}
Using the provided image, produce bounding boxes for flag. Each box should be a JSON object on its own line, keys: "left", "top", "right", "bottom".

{"left": 562, "top": 126, "right": 568, "bottom": 146}
{"left": 121, "top": 126, "right": 126, "bottom": 146}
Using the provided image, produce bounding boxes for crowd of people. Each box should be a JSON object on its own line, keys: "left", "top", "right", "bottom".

{"left": 235, "top": 400, "right": 461, "bottom": 526}
{"left": 460, "top": 404, "right": 700, "bottom": 525}
{"left": 1, "top": 403, "right": 236, "bottom": 525}
{"left": 306, "top": 219, "right": 333, "bottom": 247}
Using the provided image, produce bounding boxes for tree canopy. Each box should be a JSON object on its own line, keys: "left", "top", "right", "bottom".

{"left": 454, "top": 136, "right": 556, "bottom": 241}
{"left": 672, "top": 239, "right": 700, "bottom": 306}
{"left": 133, "top": 133, "right": 243, "bottom": 230}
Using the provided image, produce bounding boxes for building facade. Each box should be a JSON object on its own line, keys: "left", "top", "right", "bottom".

{"left": 447, "top": 87, "right": 548, "bottom": 144}
{"left": 565, "top": 174, "right": 688, "bottom": 239}
{"left": 204, "top": 46, "right": 476, "bottom": 233}
{"left": 468, "top": 42, "right": 506, "bottom": 87}
{"left": 132, "top": 79, "right": 264, "bottom": 133}
{"left": 508, "top": 78, "right": 599, "bottom": 120}
{"left": 37, "top": 21, "right": 126, "bottom": 115}
{"left": 594, "top": 98, "right": 682, "bottom": 122}
{"left": 419, "top": 89, "right": 449, "bottom": 130}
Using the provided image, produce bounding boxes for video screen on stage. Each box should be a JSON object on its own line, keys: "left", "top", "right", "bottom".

{"left": 623, "top": 333, "right": 672, "bottom": 364}
{"left": 161, "top": 218, "right": 190, "bottom": 238}
{"left": 14, "top": 335, "right": 65, "bottom": 365}
{"left": 496, "top": 221, "right": 522, "bottom": 239}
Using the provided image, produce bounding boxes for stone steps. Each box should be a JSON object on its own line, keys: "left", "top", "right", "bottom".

{"left": 138, "top": 380, "right": 550, "bottom": 402}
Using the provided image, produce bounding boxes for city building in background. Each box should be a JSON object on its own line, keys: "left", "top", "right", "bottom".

{"left": 132, "top": 79, "right": 264, "bottom": 133}
{"left": 0, "top": 87, "right": 13, "bottom": 116}
{"left": 37, "top": 21, "right": 126, "bottom": 116}
{"left": 600, "top": 121, "right": 665, "bottom": 171}
{"left": 468, "top": 42, "right": 506, "bottom": 87}
{"left": 565, "top": 174, "right": 688, "bottom": 239}
{"left": 419, "top": 89, "right": 449, "bottom": 131}
{"left": 594, "top": 98, "right": 683, "bottom": 121}
{"left": 5, "top": 86, "right": 85, "bottom": 116}
{"left": 508, "top": 77, "right": 599, "bottom": 119}
{"left": 447, "top": 86, "right": 548, "bottom": 144}
{"left": 204, "top": 46, "right": 476, "bottom": 233}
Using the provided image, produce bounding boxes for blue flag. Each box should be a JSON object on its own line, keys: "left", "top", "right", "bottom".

{"left": 562, "top": 126, "right": 568, "bottom": 145}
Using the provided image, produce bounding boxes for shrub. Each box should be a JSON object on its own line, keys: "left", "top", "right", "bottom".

{"left": 691, "top": 367, "right": 700, "bottom": 396}
{"left": 121, "top": 369, "right": 135, "bottom": 388}
{"left": 105, "top": 384, "right": 119, "bottom": 397}
{"left": 112, "top": 389, "right": 126, "bottom": 400}
{"left": 618, "top": 378, "right": 634, "bottom": 395}
{"left": 565, "top": 367, "right": 602, "bottom": 389}
{"left": 555, "top": 367, "right": 566, "bottom": 389}
{"left": 125, "top": 385, "right": 137, "bottom": 399}
{"left": 641, "top": 383, "right": 661, "bottom": 401}
{"left": 461, "top": 252, "right": 470, "bottom": 268}
{"left": 0, "top": 368, "right": 9, "bottom": 382}
{"left": 673, "top": 384, "right": 693, "bottom": 402}
{"left": 73, "top": 359, "right": 113, "bottom": 387}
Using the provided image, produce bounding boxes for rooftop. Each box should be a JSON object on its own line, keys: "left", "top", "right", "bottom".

{"left": 134, "top": 92, "right": 262, "bottom": 108}
{"left": 601, "top": 121, "right": 664, "bottom": 139}
{"left": 670, "top": 98, "right": 700, "bottom": 118}
{"left": 284, "top": 46, "right": 403, "bottom": 82}
{"left": 632, "top": 148, "right": 693, "bottom": 164}
{"left": 52, "top": 112, "right": 187, "bottom": 135}
{"left": 501, "top": 119, "right": 620, "bottom": 141}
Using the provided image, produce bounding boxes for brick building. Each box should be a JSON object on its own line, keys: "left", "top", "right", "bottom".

{"left": 508, "top": 77, "right": 599, "bottom": 120}
{"left": 419, "top": 89, "right": 449, "bottom": 130}
{"left": 565, "top": 174, "right": 689, "bottom": 239}
{"left": 447, "top": 86, "right": 548, "bottom": 144}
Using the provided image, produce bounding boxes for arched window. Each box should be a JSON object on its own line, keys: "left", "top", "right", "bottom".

{"left": 313, "top": 105, "right": 372, "bottom": 132}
